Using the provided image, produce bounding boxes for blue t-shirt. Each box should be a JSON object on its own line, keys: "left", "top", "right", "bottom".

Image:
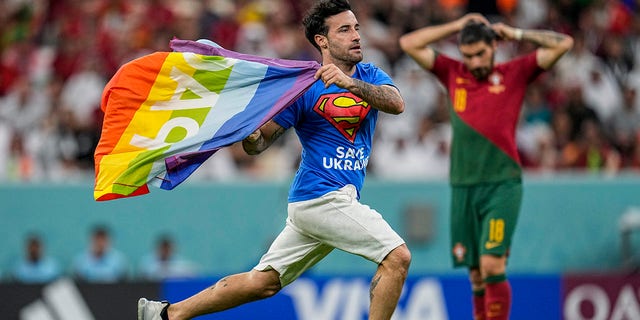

{"left": 274, "top": 63, "right": 394, "bottom": 202}
{"left": 11, "top": 256, "right": 61, "bottom": 283}
{"left": 72, "top": 249, "right": 128, "bottom": 282}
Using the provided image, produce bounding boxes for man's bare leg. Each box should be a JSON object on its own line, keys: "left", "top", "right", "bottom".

{"left": 166, "top": 269, "right": 281, "bottom": 320}
{"left": 368, "top": 244, "right": 411, "bottom": 320}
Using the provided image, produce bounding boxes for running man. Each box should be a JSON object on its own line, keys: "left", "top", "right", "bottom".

{"left": 138, "top": 0, "right": 411, "bottom": 319}
{"left": 399, "top": 13, "right": 573, "bottom": 320}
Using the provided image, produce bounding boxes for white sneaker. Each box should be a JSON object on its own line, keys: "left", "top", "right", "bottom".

{"left": 137, "top": 298, "right": 169, "bottom": 320}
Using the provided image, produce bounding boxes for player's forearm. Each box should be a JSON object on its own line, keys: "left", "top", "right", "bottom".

{"left": 400, "top": 13, "right": 489, "bottom": 70}
{"left": 518, "top": 28, "right": 574, "bottom": 69}
{"left": 348, "top": 80, "right": 404, "bottom": 115}
{"left": 493, "top": 22, "right": 574, "bottom": 69}
{"left": 399, "top": 21, "right": 460, "bottom": 53}
{"left": 401, "top": 13, "right": 490, "bottom": 52}
{"left": 520, "top": 29, "right": 573, "bottom": 50}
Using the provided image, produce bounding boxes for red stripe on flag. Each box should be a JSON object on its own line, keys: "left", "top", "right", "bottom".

{"left": 94, "top": 52, "right": 169, "bottom": 182}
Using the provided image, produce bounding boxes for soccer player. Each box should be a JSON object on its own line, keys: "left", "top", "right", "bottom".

{"left": 137, "top": 0, "right": 411, "bottom": 319}
{"left": 399, "top": 13, "right": 573, "bottom": 320}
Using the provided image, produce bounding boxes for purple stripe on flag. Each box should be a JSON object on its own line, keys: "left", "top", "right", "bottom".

{"left": 170, "top": 39, "right": 320, "bottom": 70}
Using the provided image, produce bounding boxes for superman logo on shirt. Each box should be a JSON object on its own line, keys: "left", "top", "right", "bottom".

{"left": 313, "top": 92, "right": 371, "bottom": 143}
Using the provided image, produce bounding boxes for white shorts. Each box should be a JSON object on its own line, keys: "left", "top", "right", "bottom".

{"left": 254, "top": 184, "right": 405, "bottom": 286}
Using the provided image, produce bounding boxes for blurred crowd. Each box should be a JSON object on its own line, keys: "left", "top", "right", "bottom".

{"left": 4, "top": 225, "right": 200, "bottom": 283}
{"left": 2, "top": 0, "right": 640, "bottom": 183}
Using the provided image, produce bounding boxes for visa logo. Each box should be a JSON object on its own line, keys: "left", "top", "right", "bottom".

{"left": 283, "top": 277, "right": 449, "bottom": 320}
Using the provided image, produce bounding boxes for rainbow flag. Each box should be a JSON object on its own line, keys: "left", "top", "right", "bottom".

{"left": 94, "top": 39, "right": 320, "bottom": 201}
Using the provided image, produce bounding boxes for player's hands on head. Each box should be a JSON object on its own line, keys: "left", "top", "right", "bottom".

{"left": 456, "top": 13, "right": 490, "bottom": 30}
{"left": 491, "top": 23, "right": 518, "bottom": 41}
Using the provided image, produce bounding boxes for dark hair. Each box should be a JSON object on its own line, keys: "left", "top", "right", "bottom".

{"left": 458, "top": 21, "right": 497, "bottom": 46}
{"left": 26, "top": 233, "right": 42, "bottom": 245}
{"left": 92, "top": 224, "right": 110, "bottom": 237}
{"left": 302, "top": 0, "right": 352, "bottom": 51}
{"left": 157, "top": 233, "right": 174, "bottom": 246}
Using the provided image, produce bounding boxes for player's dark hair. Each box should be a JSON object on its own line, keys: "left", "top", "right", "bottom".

{"left": 302, "top": 0, "right": 352, "bottom": 51}
{"left": 458, "top": 20, "right": 497, "bottom": 46}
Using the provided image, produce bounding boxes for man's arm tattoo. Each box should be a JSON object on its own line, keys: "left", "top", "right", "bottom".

{"left": 522, "top": 30, "right": 568, "bottom": 48}
{"left": 243, "top": 134, "right": 264, "bottom": 155}
{"left": 350, "top": 79, "right": 403, "bottom": 114}
{"left": 269, "top": 126, "right": 286, "bottom": 143}
{"left": 243, "top": 126, "right": 285, "bottom": 155}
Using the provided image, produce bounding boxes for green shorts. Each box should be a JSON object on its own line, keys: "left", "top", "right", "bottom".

{"left": 450, "top": 179, "right": 522, "bottom": 268}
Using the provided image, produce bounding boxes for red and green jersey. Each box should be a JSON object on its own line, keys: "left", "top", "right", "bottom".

{"left": 431, "top": 51, "right": 543, "bottom": 185}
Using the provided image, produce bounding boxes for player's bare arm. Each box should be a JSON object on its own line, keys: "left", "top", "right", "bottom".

{"left": 315, "top": 63, "right": 404, "bottom": 114}
{"left": 242, "top": 119, "right": 286, "bottom": 155}
{"left": 399, "top": 13, "right": 490, "bottom": 70}
{"left": 492, "top": 23, "right": 574, "bottom": 70}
